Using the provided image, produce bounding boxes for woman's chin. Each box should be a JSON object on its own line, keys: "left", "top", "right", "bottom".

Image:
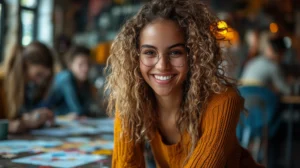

{"left": 152, "top": 88, "right": 173, "bottom": 97}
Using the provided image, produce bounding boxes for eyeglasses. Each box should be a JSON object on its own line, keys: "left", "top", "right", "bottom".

{"left": 139, "top": 50, "right": 187, "bottom": 67}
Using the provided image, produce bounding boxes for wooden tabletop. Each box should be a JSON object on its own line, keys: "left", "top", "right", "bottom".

{"left": 281, "top": 95, "right": 300, "bottom": 104}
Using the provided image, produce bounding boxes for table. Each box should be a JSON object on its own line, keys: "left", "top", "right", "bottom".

{"left": 281, "top": 96, "right": 300, "bottom": 168}
{"left": 0, "top": 117, "right": 114, "bottom": 168}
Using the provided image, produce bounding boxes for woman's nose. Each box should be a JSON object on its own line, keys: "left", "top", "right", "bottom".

{"left": 155, "top": 53, "right": 171, "bottom": 71}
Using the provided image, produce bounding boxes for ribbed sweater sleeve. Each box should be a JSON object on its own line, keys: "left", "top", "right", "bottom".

{"left": 184, "top": 91, "right": 243, "bottom": 168}
{"left": 112, "top": 112, "right": 145, "bottom": 168}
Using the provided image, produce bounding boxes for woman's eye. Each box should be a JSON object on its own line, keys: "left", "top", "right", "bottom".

{"left": 169, "top": 50, "right": 183, "bottom": 57}
{"left": 144, "top": 51, "right": 155, "bottom": 55}
{"left": 142, "top": 50, "right": 157, "bottom": 58}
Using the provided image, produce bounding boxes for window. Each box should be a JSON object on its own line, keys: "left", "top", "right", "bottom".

{"left": 21, "top": 0, "right": 37, "bottom": 8}
{"left": 19, "top": 0, "right": 38, "bottom": 46}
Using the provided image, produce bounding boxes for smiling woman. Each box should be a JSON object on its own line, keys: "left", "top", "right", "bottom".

{"left": 105, "top": 0, "right": 264, "bottom": 167}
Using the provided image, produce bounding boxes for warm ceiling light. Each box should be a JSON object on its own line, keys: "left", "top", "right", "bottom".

{"left": 217, "top": 21, "right": 228, "bottom": 35}
{"left": 270, "top": 22, "right": 279, "bottom": 33}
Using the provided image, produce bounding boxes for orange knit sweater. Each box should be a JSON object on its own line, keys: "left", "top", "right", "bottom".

{"left": 112, "top": 88, "right": 265, "bottom": 168}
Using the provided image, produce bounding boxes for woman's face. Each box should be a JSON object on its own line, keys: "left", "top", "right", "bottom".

{"left": 139, "top": 19, "right": 188, "bottom": 97}
{"left": 69, "top": 55, "right": 90, "bottom": 82}
{"left": 27, "top": 64, "right": 51, "bottom": 85}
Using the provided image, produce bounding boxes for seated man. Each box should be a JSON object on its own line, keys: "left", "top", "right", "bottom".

{"left": 240, "top": 36, "right": 291, "bottom": 95}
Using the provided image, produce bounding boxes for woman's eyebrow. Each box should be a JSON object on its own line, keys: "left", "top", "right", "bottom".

{"left": 140, "top": 45, "right": 157, "bottom": 49}
{"left": 140, "top": 43, "right": 185, "bottom": 50}
{"left": 167, "top": 43, "right": 185, "bottom": 49}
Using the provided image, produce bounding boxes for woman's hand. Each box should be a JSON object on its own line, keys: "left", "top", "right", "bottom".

{"left": 23, "top": 108, "right": 54, "bottom": 129}
{"left": 9, "top": 108, "right": 54, "bottom": 133}
{"left": 37, "top": 108, "right": 55, "bottom": 126}
{"left": 65, "top": 112, "right": 78, "bottom": 120}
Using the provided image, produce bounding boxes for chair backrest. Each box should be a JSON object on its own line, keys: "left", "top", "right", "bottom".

{"left": 237, "top": 86, "right": 279, "bottom": 138}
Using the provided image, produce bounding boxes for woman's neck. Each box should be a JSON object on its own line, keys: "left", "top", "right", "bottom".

{"left": 76, "top": 80, "right": 84, "bottom": 88}
{"left": 155, "top": 89, "right": 182, "bottom": 116}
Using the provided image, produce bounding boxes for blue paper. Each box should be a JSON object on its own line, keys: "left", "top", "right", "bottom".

{"left": 0, "top": 140, "right": 62, "bottom": 154}
{"left": 12, "top": 151, "right": 105, "bottom": 168}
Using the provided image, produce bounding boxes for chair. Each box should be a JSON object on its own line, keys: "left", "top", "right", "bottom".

{"left": 236, "top": 86, "right": 280, "bottom": 164}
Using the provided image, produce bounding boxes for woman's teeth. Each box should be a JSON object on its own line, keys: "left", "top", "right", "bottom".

{"left": 154, "top": 75, "right": 173, "bottom": 81}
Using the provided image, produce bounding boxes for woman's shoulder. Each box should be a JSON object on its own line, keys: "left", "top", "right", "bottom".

{"left": 206, "top": 87, "right": 243, "bottom": 110}
{"left": 54, "top": 70, "right": 73, "bottom": 83}
{"left": 200, "top": 87, "right": 244, "bottom": 128}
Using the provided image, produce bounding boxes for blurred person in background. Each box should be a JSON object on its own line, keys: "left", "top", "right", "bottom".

{"left": 221, "top": 28, "right": 261, "bottom": 79}
{"left": 54, "top": 34, "right": 72, "bottom": 70}
{"left": 236, "top": 29, "right": 260, "bottom": 78}
{"left": 243, "top": 29, "right": 260, "bottom": 64}
{"left": 4, "top": 42, "right": 55, "bottom": 133}
{"left": 240, "top": 36, "right": 291, "bottom": 95}
{"left": 45, "top": 45, "right": 94, "bottom": 117}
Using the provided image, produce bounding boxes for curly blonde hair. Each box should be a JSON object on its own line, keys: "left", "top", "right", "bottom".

{"left": 105, "top": 0, "right": 236, "bottom": 160}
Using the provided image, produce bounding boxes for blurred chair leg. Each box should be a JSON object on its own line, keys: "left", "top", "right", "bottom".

{"left": 286, "top": 104, "right": 293, "bottom": 168}
{"left": 252, "top": 137, "right": 261, "bottom": 161}
{"left": 263, "top": 125, "right": 268, "bottom": 166}
{"left": 241, "top": 126, "right": 251, "bottom": 148}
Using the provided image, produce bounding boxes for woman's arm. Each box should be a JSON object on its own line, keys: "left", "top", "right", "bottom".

{"left": 112, "top": 112, "right": 145, "bottom": 168}
{"left": 8, "top": 108, "right": 54, "bottom": 133}
{"left": 8, "top": 119, "right": 26, "bottom": 133}
{"left": 184, "top": 91, "right": 242, "bottom": 167}
{"left": 271, "top": 65, "right": 291, "bottom": 95}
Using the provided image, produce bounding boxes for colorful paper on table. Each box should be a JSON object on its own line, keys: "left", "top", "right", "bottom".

{"left": 31, "top": 117, "right": 114, "bottom": 137}
{"left": 55, "top": 118, "right": 81, "bottom": 127}
{"left": 99, "top": 134, "right": 114, "bottom": 141}
{"left": 94, "top": 141, "right": 114, "bottom": 150}
{"left": 79, "top": 145, "right": 97, "bottom": 153}
{"left": 69, "top": 127, "right": 100, "bottom": 135}
{"left": 93, "top": 149, "right": 113, "bottom": 155}
{"left": 31, "top": 128, "right": 71, "bottom": 137}
{"left": 0, "top": 140, "right": 31, "bottom": 154}
{"left": 65, "top": 137, "right": 91, "bottom": 143}
{"left": 31, "top": 126, "right": 101, "bottom": 136}
{"left": 12, "top": 151, "right": 106, "bottom": 168}
{"left": 33, "top": 140, "right": 63, "bottom": 148}
{"left": 0, "top": 140, "right": 63, "bottom": 154}
{"left": 94, "top": 125, "right": 114, "bottom": 133}
{"left": 80, "top": 118, "right": 114, "bottom": 127}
